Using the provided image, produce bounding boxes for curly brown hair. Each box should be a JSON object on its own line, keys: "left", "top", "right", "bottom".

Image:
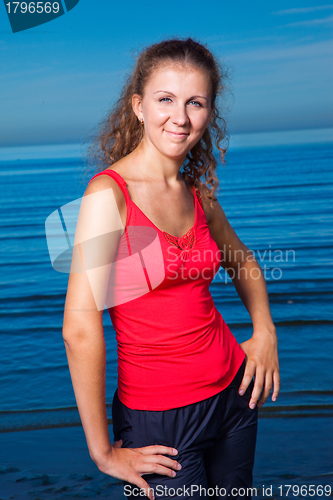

{"left": 82, "top": 37, "right": 231, "bottom": 204}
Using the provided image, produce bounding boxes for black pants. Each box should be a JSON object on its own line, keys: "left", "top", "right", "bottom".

{"left": 112, "top": 358, "right": 258, "bottom": 499}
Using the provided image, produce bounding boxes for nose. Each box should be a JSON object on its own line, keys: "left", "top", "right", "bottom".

{"left": 171, "top": 104, "right": 190, "bottom": 126}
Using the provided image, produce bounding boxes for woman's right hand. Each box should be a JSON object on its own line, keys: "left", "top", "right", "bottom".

{"left": 95, "top": 439, "right": 182, "bottom": 500}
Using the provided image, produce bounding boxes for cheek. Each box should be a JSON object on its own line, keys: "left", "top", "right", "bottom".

{"left": 154, "top": 108, "right": 170, "bottom": 125}
{"left": 144, "top": 103, "right": 169, "bottom": 127}
{"left": 190, "top": 112, "right": 209, "bottom": 132}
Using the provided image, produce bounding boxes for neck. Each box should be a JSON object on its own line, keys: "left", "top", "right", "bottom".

{"left": 129, "top": 138, "right": 187, "bottom": 186}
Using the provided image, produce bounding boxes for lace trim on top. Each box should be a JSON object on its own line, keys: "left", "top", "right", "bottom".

{"left": 162, "top": 227, "right": 196, "bottom": 262}
{"left": 162, "top": 227, "right": 196, "bottom": 250}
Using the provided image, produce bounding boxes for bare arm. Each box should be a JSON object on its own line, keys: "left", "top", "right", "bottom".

{"left": 201, "top": 195, "right": 280, "bottom": 408}
{"left": 62, "top": 174, "right": 181, "bottom": 499}
{"left": 62, "top": 174, "right": 126, "bottom": 460}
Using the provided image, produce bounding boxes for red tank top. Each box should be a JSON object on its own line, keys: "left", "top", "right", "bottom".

{"left": 88, "top": 169, "right": 245, "bottom": 410}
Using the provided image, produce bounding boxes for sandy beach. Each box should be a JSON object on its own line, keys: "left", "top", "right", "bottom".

{"left": 1, "top": 414, "right": 332, "bottom": 500}
{"left": 0, "top": 424, "right": 123, "bottom": 500}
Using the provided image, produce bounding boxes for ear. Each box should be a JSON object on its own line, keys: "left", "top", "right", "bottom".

{"left": 132, "top": 94, "right": 143, "bottom": 122}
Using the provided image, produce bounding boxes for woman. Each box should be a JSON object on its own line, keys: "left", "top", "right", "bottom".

{"left": 63, "top": 38, "right": 279, "bottom": 500}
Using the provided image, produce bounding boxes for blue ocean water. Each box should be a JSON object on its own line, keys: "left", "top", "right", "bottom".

{"left": 0, "top": 141, "right": 332, "bottom": 498}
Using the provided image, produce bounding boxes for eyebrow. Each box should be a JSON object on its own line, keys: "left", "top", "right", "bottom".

{"left": 153, "top": 90, "right": 208, "bottom": 100}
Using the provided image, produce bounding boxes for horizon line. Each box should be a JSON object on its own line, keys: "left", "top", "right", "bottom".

{"left": 0, "top": 126, "right": 332, "bottom": 161}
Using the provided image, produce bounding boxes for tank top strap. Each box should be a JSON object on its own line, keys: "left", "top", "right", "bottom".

{"left": 193, "top": 185, "right": 203, "bottom": 209}
{"left": 88, "top": 169, "right": 132, "bottom": 205}
{"left": 87, "top": 169, "right": 133, "bottom": 255}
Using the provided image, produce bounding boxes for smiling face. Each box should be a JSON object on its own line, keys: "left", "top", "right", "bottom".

{"left": 132, "top": 62, "right": 214, "bottom": 161}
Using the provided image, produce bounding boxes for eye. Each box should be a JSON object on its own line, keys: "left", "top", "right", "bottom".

{"left": 158, "top": 97, "right": 203, "bottom": 107}
{"left": 188, "top": 100, "right": 203, "bottom": 107}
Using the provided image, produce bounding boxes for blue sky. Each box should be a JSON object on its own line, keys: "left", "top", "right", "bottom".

{"left": 0, "top": 0, "right": 332, "bottom": 147}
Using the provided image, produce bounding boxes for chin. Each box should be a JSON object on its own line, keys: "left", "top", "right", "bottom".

{"left": 158, "top": 151, "right": 182, "bottom": 160}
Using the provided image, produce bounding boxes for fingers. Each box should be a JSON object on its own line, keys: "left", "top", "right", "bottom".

{"left": 98, "top": 444, "right": 181, "bottom": 500}
{"left": 272, "top": 369, "right": 280, "bottom": 402}
{"left": 141, "top": 454, "right": 182, "bottom": 475}
{"left": 257, "top": 371, "right": 273, "bottom": 408}
{"left": 134, "top": 476, "right": 155, "bottom": 500}
{"left": 256, "top": 368, "right": 280, "bottom": 407}
{"left": 239, "top": 363, "right": 280, "bottom": 409}
{"left": 238, "top": 360, "right": 255, "bottom": 397}
{"left": 136, "top": 445, "right": 181, "bottom": 475}
{"left": 248, "top": 367, "right": 265, "bottom": 409}
{"left": 139, "top": 444, "right": 178, "bottom": 457}
{"left": 131, "top": 446, "right": 182, "bottom": 500}
{"left": 140, "top": 460, "right": 180, "bottom": 478}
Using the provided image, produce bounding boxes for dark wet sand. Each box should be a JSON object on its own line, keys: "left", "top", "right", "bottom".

{"left": 1, "top": 417, "right": 332, "bottom": 500}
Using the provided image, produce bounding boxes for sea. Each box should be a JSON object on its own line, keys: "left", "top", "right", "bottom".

{"left": 0, "top": 136, "right": 332, "bottom": 499}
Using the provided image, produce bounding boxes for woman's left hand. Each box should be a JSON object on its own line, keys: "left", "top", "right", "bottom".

{"left": 239, "top": 326, "right": 280, "bottom": 409}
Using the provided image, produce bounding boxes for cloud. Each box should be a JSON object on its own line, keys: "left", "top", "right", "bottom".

{"left": 224, "top": 39, "right": 333, "bottom": 64}
{"left": 274, "top": 5, "right": 333, "bottom": 15}
{"left": 284, "top": 14, "right": 333, "bottom": 27}
{"left": 204, "top": 34, "right": 290, "bottom": 51}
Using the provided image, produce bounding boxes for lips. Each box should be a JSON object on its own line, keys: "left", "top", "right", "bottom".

{"left": 164, "top": 130, "right": 189, "bottom": 137}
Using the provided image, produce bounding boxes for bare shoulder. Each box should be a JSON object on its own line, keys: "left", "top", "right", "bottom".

{"left": 85, "top": 171, "right": 127, "bottom": 227}
{"left": 85, "top": 170, "right": 125, "bottom": 198}
{"left": 195, "top": 185, "right": 226, "bottom": 229}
